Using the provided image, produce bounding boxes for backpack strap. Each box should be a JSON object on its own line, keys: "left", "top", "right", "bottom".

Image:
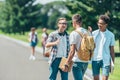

{"left": 75, "top": 30, "right": 84, "bottom": 38}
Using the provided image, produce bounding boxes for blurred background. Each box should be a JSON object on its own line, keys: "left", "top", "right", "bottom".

{"left": 0, "top": 0, "right": 120, "bottom": 80}
{"left": 0, "top": 0, "right": 120, "bottom": 52}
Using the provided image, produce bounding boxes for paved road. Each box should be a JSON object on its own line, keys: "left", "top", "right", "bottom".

{"left": 0, "top": 35, "right": 50, "bottom": 80}
{"left": 0, "top": 35, "right": 75, "bottom": 80}
{"left": 0, "top": 35, "right": 92, "bottom": 80}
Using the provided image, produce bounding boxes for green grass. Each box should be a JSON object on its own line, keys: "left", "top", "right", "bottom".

{"left": 109, "top": 57, "right": 120, "bottom": 80}
{"left": 5, "top": 33, "right": 28, "bottom": 42}
{"left": 2, "top": 28, "right": 53, "bottom": 47}
{"left": 0, "top": 30, "right": 3, "bottom": 34}
{"left": 115, "top": 40, "right": 120, "bottom": 53}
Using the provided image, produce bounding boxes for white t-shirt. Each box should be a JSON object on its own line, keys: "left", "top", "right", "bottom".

{"left": 56, "top": 35, "right": 67, "bottom": 58}
{"left": 29, "top": 32, "right": 37, "bottom": 43}
{"left": 92, "top": 29, "right": 115, "bottom": 66}
{"left": 42, "top": 32, "right": 48, "bottom": 40}
{"left": 70, "top": 27, "right": 88, "bottom": 62}
{"left": 92, "top": 31, "right": 105, "bottom": 61}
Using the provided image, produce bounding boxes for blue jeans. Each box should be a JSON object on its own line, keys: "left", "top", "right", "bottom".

{"left": 72, "top": 62, "right": 88, "bottom": 80}
{"left": 49, "top": 58, "right": 68, "bottom": 80}
{"left": 92, "top": 60, "right": 110, "bottom": 76}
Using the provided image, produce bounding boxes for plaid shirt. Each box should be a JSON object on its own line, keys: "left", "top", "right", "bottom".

{"left": 46, "top": 30, "right": 70, "bottom": 65}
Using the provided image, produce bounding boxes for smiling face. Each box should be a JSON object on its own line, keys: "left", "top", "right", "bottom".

{"left": 97, "top": 19, "right": 107, "bottom": 32}
{"left": 97, "top": 15, "right": 110, "bottom": 32}
{"left": 57, "top": 18, "right": 67, "bottom": 33}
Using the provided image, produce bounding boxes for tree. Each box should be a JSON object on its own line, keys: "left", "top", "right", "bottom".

{"left": 65, "top": 0, "right": 120, "bottom": 52}
{"left": 0, "top": 0, "right": 43, "bottom": 34}
{"left": 40, "top": 1, "right": 68, "bottom": 29}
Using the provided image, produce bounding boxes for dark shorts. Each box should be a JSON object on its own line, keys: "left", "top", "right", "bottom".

{"left": 30, "top": 41, "right": 37, "bottom": 47}
{"left": 92, "top": 60, "right": 110, "bottom": 76}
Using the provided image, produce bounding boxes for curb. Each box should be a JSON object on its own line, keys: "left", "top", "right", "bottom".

{"left": 0, "top": 34, "right": 43, "bottom": 54}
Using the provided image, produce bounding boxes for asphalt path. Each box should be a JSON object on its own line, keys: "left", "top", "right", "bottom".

{"left": 0, "top": 35, "right": 51, "bottom": 80}
{"left": 0, "top": 35, "right": 93, "bottom": 80}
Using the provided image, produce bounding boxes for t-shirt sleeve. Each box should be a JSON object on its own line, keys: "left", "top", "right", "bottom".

{"left": 46, "top": 32, "right": 54, "bottom": 43}
{"left": 110, "top": 34, "right": 115, "bottom": 46}
{"left": 69, "top": 31, "right": 77, "bottom": 45}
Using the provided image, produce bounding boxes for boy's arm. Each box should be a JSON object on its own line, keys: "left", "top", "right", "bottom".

{"left": 45, "top": 40, "right": 59, "bottom": 47}
{"left": 66, "top": 44, "right": 75, "bottom": 65}
{"left": 45, "top": 33, "right": 59, "bottom": 48}
{"left": 110, "top": 46, "right": 115, "bottom": 63}
{"left": 62, "top": 44, "right": 75, "bottom": 72}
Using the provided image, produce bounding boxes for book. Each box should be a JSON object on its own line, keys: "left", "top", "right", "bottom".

{"left": 59, "top": 57, "right": 73, "bottom": 72}
{"left": 110, "top": 59, "right": 114, "bottom": 74}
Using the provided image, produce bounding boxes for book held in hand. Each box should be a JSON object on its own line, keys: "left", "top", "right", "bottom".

{"left": 59, "top": 57, "right": 73, "bottom": 72}
{"left": 110, "top": 59, "right": 114, "bottom": 74}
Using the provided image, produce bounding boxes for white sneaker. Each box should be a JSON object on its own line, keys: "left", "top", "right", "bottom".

{"left": 32, "top": 56, "right": 36, "bottom": 60}
{"left": 29, "top": 55, "right": 36, "bottom": 60}
{"left": 29, "top": 55, "right": 33, "bottom": 60}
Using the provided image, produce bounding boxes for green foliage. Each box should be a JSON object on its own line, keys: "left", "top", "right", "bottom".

{"left": 0, "top": 0, "right": 43, "bottom": 34}
{"left": 65, "top": 0, "right": 120, "bottom": 40}
{"left": 65, "top": 0, "right": 97, "bottom": 30}
{"left": 65, "top": 0, "right": 120, "bottom": 50}
{"left": 40, "top": 1, "right": 68, "bottom": 29}
{"left": 0, "top": 0, "right": 120, "bottom": 50}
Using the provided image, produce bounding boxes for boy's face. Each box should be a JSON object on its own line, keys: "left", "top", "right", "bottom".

{"left": 58, "top": 19, "right": 67, "bottom": 32}
{"left": 31, "top": 29, "right": 35, "bottom": 33}
{"left": 97, "top": 19, "right": 107, "bottom": 32}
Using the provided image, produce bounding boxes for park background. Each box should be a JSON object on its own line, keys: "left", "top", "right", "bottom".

{"left": 0, "top": 0, "right": 120, "bottom": 80}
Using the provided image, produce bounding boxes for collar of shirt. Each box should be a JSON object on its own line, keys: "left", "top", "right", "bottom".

{"left": 58, "top": 32, "right": 65, "bottom": 36}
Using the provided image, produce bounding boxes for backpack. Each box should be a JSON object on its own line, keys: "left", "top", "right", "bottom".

{"left": 75, "top": 30, "right": 95, "bottom": 61}
{"left": 35, "top": 34, "right": 38, "bottom": 43}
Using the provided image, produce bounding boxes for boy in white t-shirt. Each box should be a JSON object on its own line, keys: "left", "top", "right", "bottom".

{"left": 62, "top": 14, "right": 90, "bottom": 80}
{"left": 91, "top": 15, "right": 115, "bottom": 80}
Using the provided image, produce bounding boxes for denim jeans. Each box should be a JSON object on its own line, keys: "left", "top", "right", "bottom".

{"left": 72, "top": 62, "right": 88, "bottom": 80}
{"left": 49, "top": 58, "right": 68, "bottom": 80}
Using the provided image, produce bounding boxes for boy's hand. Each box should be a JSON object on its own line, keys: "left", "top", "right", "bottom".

{"left": 88, "top": 26, "right": 92, "bottom": 32}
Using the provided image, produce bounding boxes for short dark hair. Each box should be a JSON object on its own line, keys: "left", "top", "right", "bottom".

{"left": 72, "top": 14, "right": 82, "bottom": 24}
{"left": 31, "top": 27, "right": 36, "bottom": 31}
{"left": 99, "top": 15, "right": 110, "bottom": 24}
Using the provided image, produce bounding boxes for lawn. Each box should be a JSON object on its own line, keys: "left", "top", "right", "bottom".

{"left": 2, "top": 28, "right": 53, "bottom": 47}
{"left": 115, "top": 40, "right": 120, "bottom": 53}
{"left": 109, "top": 57, "right": 120, "bottom": 80}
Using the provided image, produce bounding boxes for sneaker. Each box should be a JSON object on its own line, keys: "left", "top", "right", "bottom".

{"left": 32, "top": 56, "right": 36, "bottom": 60}
{"left": 29, "top": 55, "right": 33, "bottom": 60}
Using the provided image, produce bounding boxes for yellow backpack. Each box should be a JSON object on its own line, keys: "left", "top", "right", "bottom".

{"left": 75, "top": 30, "right": 95, "bottom": 61}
